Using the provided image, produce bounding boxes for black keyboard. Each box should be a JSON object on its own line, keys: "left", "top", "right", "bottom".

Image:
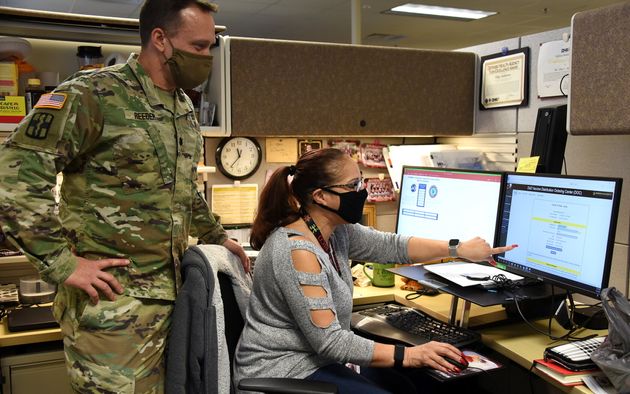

{"left": 351, "top": 304, "right": 480, "bottom": 348}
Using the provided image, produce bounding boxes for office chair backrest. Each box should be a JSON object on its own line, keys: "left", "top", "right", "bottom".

{"left": 217, "top": 271, "right": 339, "bottom": 394}
{"left": 218, "top": 271, "right": 245, "bottom": 371}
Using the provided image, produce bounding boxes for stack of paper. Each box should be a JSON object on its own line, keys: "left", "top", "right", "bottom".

{"left": 423, "top": 262, "right": 523, "bottom": 287}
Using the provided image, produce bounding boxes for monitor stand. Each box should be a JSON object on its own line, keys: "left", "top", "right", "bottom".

{"left": 573, "top": 305, "right": 608, "bottom": 330}
{"left": 388, "top": 265, "right": 556, "bottom": 328}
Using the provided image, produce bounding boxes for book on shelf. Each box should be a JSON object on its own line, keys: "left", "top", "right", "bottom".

{"left": 533, "top": 358, "right": 602, "bottom": 386}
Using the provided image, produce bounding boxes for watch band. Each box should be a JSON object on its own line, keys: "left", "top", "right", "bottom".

{"left": 448, "top": 239, "right": 460, "bottom": 258}
{"left": 394, "top": 344, "right": 405, "bottom": 368}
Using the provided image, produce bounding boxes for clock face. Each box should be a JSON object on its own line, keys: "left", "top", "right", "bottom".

{"left": 215, "top": 137, "right": 262, "bottom": 180}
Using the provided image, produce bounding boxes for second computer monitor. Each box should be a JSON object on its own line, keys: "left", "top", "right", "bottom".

{"left": 396, "top": 167, "right": 503, "bottom": 245}
{"left": 496, "top": 173, "right": 622, "bottom": 299}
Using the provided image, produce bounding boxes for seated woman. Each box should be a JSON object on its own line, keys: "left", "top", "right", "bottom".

{"left": 233, "top": 148, "right": 515, "bottom": 393}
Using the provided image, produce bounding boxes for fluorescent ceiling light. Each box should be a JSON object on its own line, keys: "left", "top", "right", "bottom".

{"left": 387, "top": 3, "right": 497, "bottom": 20}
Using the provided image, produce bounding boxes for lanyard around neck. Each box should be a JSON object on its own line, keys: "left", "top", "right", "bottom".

{"left": 301, "top": 211, "right": 342, "bottom": 276}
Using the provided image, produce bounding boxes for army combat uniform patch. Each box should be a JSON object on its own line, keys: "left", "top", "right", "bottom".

{"left": 7, "top": 92, "right": 73, "bottom": 154}
{"left": 24, "top": 113, "right": 55, "bottom": 140}
{"left": 34, "top": 93, "right": 68, "bottom": 110}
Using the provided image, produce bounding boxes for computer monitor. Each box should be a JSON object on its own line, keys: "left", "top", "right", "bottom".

{"left": 395, "top": 166, "right": 503, "bottom": 246}
{"left": 496, "top": 173, "right": 622, "bottom": 299}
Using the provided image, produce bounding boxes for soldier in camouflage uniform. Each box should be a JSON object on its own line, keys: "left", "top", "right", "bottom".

{"left": 0, "top": 1, "right": 249, "bottom": 392}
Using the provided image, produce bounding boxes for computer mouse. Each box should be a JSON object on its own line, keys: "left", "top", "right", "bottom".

{"left": 443, "top": 356, "right": 469, "bottom": 371}
{"left": 422, "top": 288, "right": 440, "bottom": 296}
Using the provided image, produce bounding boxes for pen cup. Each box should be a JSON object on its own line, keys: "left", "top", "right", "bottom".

{"left": 363, "top": 262, "right": 395, "bottom": 287}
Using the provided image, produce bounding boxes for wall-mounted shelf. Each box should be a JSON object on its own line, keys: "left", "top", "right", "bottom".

{"left": 0, "top": 255, "right": 28, "bottom": 265}
{"left": 0, "top": 123, "right": 17, "bottom": 132}
{"left": 0, "top": 6, "right": 225, "bottom": 45}
{"left": 197, "top": 165, "right": 216, "bottom": 183}
{"left": 2, "top": 124, "right": 227, "bottom": 137}
{"left": 200, "top": 126, "right": 228, "bottom": 137}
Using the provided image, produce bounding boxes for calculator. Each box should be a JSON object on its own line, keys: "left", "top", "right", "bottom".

{"left": 543, "top": 336, "right": 605, "bottom": 371}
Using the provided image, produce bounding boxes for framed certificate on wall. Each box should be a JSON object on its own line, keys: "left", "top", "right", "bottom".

{"left": 480, "top": 47, "right": 529, "bottom": 110}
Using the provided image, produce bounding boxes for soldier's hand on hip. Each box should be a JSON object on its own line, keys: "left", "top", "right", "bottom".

{"left": 64, "top": 256, "right": 130, "bottom": 304}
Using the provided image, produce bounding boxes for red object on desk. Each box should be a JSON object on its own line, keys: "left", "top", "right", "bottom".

{"left": 533, "top": 358, "right": 600, "bottom": 386}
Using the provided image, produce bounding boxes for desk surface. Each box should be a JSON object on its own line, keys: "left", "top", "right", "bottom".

{"left": 481, "top": 320, "right": 605, "bottom": 394}
{"left": 0, "top": 315, "right": 62, "bottom": 348}
{"left": 353, "top": 281, "right": 603, "bottom": 394}
{"left": 0, "top": 280, "right": 602, "bottom": 393}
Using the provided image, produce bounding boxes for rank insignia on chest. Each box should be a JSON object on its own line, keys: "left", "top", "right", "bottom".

{"left": 34, "top": 93, "right": 67, "bottom": 110}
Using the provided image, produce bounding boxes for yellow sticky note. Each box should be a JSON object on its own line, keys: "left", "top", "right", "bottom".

{"left": 517, "top": 156, "right": 540, "bottom": 173}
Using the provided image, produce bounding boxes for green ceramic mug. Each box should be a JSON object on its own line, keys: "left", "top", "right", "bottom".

{"left": 363, "top": 262, "right": 395, "bottom": 287}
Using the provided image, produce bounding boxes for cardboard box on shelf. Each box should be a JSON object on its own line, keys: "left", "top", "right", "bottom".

{"left": 0, "top": 96, "right": 26, "bottom": 123}
{"left": 0, "top": 62, "right": 19, "bottom": 96}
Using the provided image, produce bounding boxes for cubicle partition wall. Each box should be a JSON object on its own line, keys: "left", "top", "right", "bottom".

{"left": 569, "top": 2, "right": 630, "bottom": 135}
{"left": 227, "top": 38, "right": 476, "bottom": 137}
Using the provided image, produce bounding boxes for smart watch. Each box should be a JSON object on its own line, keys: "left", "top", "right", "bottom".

{"left": 394, "top": 344, "right": 405, "bottom": 368}
{"left": 448, "top": 239, "right": 460, "bottom": 258}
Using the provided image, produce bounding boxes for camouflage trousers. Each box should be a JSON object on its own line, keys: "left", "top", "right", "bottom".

{"left": 54, "top": 286, "right": 173, "bottom": 394}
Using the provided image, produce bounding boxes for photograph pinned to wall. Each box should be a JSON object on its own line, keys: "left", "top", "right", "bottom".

{"left": 298, "top": 139, "right": 323, "bottom": 157}
{"left": 359, "top": 143, "right": 387, "bottom": 168}
{"left": 328, "top": 139, "right": 361, "bottom": 161}
{"left": 365, "top": 177, "right": 396, "bottom": 203}
{"left": 480, "top": 47, "right": 529, "bottom": 110}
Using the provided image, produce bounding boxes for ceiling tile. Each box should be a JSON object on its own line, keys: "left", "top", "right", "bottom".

{"left": 5, "top": 0, "right": 630, "bottom": 49}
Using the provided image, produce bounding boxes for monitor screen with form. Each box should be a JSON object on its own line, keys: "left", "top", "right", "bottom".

{"left": 395, "top": 167, "right": 503, "bottom": 245}
{"left": 496, "top": 173, "right": 622, "bottom": 298}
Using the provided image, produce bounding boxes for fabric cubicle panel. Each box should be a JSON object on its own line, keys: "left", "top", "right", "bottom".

{"left": 569, "top": 2, "right": 630, "bottom": 135}
{"left": 227, "top": 38, "right": 475, "bottom": 136}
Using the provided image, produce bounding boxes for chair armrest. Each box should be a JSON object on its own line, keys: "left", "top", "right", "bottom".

{"left": 238, "top": 378, "right": 338, "bottom": 394}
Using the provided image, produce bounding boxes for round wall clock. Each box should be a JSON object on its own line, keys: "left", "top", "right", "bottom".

{"left": 215, "top": 137, "right": 262, "bottom": 180}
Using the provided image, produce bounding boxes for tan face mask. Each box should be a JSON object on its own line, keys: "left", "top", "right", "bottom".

{"left": 164, "top": 38, "right": 213, "bottom": 89}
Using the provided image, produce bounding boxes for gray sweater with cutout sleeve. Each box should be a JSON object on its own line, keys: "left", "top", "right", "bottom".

{"left": 233, "top": 224, "right": 412, "bottom": 387}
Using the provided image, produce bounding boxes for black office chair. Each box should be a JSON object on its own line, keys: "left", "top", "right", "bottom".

{"left": 217, "top": 271, "right": 338, "bottom": 394}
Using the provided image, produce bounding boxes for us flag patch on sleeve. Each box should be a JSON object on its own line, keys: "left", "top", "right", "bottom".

{"left": 34, "top": 93, "right": 68, "bottom": 110}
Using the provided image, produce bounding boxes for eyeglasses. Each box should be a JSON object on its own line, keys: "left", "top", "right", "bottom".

{"left": 322, "top": 178, "right": 364, "bottom": 192}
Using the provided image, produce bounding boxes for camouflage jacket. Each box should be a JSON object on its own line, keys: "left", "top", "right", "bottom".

{"left": 0, "top": 54, "right": 227, "bottom": 301}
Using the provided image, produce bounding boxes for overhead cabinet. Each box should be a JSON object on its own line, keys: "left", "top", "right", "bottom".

{"left": 221, "top": 37, "right": 476, "bottom": 136}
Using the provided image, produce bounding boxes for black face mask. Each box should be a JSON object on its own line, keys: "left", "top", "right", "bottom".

{"left": 316, "top": 188, "right": 368, "bottom": 224}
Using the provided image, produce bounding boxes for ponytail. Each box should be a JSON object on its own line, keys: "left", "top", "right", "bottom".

{"left": 249, "top": 148, "right": 348, "bottom": 250}
{"left": 250, "top": 166, "right": 300, "bottom": 250}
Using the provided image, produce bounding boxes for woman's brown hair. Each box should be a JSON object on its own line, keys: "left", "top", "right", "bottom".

{"left": 249, "top": 148, "right": 347, "bottom": 250}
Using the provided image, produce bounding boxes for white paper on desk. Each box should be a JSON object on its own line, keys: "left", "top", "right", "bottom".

{"left": 424, "top": 262, "right": 523, "bottom": 287}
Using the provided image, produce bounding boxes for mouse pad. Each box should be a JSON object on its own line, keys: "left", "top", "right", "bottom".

{"left": 424, "top": 350, "right": 502, "bottom": 381}
{"left": 7, "top": 305, "right": 59, "bottom": 332}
